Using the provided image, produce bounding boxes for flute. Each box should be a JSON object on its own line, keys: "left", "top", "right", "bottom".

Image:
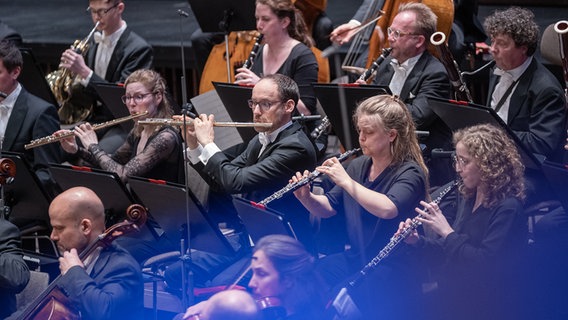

{"left": 24, "top": 111, "right": 148, "bottom": 150}
{"left": 348, "top": 180, "right": 459, "bottom": 288}
{"left": 257, "top": 148, "right": 361, "bottom": 206}
{"left": 138, "top": 118, "right": 272, "bottom": 128}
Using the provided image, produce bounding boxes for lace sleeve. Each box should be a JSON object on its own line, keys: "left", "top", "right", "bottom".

{"left": 87, "top": 128, "right": 179, "bottom": 182}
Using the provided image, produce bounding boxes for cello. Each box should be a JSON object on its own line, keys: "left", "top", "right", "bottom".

{"left": 17, "top": 204, "right": 147, "bottom": 320}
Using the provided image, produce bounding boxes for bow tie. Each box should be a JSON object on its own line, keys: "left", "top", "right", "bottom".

{"left": 94, "top": 32, "right": 110, "bottom": 46}
{"left": 390, "top": 60, "right": 408, "bottom": 73}
{"left": 493, "top": 68, "right": 513, "bottom": 79}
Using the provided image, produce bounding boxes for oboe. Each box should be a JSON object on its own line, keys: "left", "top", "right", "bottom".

{"left": 348, "top": 180, "right": 459, "bottom": 288}
{"left": 358, "top": 47, "right": 392, "bottom": 82}
{"left": 257, "top": 148, "right": 361, "bottom": 206}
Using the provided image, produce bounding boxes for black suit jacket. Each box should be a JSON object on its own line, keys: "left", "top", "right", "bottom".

{"left": 193, "top": 122, "right": 318, "bottom": 250}
{"left": 0, "top": 219, "right": 30, "bottom": 319}
{"left": 486, "top": 58, "right": 567, "bottom": 161}
{"left": 373, "top": 51, "right": 452, "bottom": 153}
{"left": 58, "top": 243, "right": 144, "bottom": 320}
{"left": 84, "top": 27, "right": 153, "bottom": 122}
{"left": 3, "top": 87, "right": 62, "bottom": 196}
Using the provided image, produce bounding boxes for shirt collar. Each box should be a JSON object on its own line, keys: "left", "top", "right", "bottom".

{"left": 0, "top": 83, "right": 22, "bottom": 110}
{"left": 259, "top": 120, "right": 292, "bottom": 145}
{"left": 99, "top": 21, "right": 127, "bottom": 46}
{"left": 495, "top": 56, "right": 533, "bottom": 82}
{"left": 391, "top": 52, "right": 423, "bottom": 72}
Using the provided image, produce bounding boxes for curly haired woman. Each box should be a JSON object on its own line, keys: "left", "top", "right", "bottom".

{"left": 398, "top": 123, "right": 527, "bottom": 320}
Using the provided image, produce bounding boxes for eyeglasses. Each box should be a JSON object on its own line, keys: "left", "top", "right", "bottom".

{"left": 387, "top": 27, "right": 419, "bottom": 40}
{"left": 121, "top": 92, "right": 154, "bottom": 104}
{"left": 87, "top": 2, "right": 119, "bottom": 17}
{"left": 452, "top": 154, "right": 471, "bottom": 169}
{"left": 247, "top": 99, "right": 282, "bottom": 112}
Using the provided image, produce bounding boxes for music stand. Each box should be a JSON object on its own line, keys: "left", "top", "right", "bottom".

{"left": 1, "top": 152, "right": 52, "bottom": 227}
{"left": 540, "top": 161, "right": 568, "bottom": 212}
{"left": 313, "top": 83, "right": 391, "bottom": 150}
{"left": 427, "top": 97, "right": 543, "bottom": 170}
{"left": 232, "top": 197, "right": 297, "bottom": 243}
{"left": 190, "top": 89, "right": 244, "bottom": 150}
{"left": 49, "top": 164, "right": 135, "bottom": 224}
{"left": 188, "top": 0, "right": 256, "bottom": 83}
{"left": 128, "top": 176, "right": 234, "bottom": 256}
{"left": 212, "top": 82, "right": 256, "bottom": 142}
{"left": 19, "top": 48, "right": 58, "bottom": 106}
{"left": 92, "top": 83, "right": 132, "bottom": 130}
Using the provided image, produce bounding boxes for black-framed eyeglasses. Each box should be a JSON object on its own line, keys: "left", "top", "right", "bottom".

{"left": 87, "top": 2, "right": 119, "bottom": 17}
{"left": 452, "top": 154, "right": 471, "bottom": 169}
{"left": 387, "top": 27, "right": 419, "bottom": 40}
{"left": 121, "top": 92, "right": 154, "bottom": 104}
{"left": 247, "top": 99, "right": 282, "bottom": 112}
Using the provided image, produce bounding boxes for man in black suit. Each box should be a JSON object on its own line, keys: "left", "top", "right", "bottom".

{"left": 47, "top": 186, "right": 143, "bottom": 320}
{"left": 59, "top": 0, "right": 153, "bottom": 153}
{"left": 163, "top": 74, "right": 318, "bottom": 291}
{"left": 0, "top": 40, "right": 62, "bottom": 206}
{"left": 357, "top": 2, "right": 451, "bottom": 187}
{"left": 0, "top": 218, "right": 30, "bottom": 319}
{"left": 483, "top": 7, "right": 566, "bottom": 206}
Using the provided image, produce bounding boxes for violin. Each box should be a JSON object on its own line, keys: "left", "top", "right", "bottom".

{"left": 17, "top": 204, "right": 147, "bottom": 320}
{"left": 0, "top": 157, "right": 16, "bottom": 185}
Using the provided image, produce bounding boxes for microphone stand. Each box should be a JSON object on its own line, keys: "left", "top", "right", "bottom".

{"left": 177, "top": 9, "right": 195, "bottom": 309}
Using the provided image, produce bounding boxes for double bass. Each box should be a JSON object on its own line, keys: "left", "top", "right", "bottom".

{"left": 17, "top": 204, "right": 147, "bottom": 320}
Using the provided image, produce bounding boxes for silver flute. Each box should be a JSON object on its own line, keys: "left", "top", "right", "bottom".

{"left": 257, "top": 148, "right": 361, "bottom": 206}
{"left": 348, "top": 179, "right": 460, "bottom": 288}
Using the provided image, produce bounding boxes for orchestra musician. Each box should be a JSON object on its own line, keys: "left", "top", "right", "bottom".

{"left": 164, "top": 74, "right": 317, "bottom": 293}
{"left": 180, "top": 234, "right": 325, "bottom": 320}
{"left": 190, "top": 0, "right": 332, "bottom": 76}
{"left": 397, "top": 124, "right": 526, "bottom": 320}
{"left": 482, "top": 7, "right": 567, "bottom": 206}
{"left": 47, "top": 187, "right": 143, "bottom": 320}
{"left": 178, "top": 289, "right": 260, "bottom": 320}
{"left": 291, "top": 94, "right": 428, "bottom": 318}
{"left": 58, "top": 0, "right": 153, "bottom": 154}
{"left": 0, "top": 40, "right": 62, "bottom": 206}
{"left": 355, "top": 2, "right": 452, "bottom": 187}
{"left": 56, "top": 69, "right": 184, "bottom": 263}
{"left": 1, "top": 218, "right": 30, "bottom": 319}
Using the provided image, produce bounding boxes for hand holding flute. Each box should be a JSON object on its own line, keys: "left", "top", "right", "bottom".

{"left": 172, "top": 114, "right": 214, "bottom": 150}
{"left": 55, "top": 122, "right": 99, "bottom": 154}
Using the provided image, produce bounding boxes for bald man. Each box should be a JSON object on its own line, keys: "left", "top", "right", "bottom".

{"left": 181, "top": 289, "right": 260, "bottom": 320}
{"left": 48, "top": 187, "right": 143, "bottom": 320}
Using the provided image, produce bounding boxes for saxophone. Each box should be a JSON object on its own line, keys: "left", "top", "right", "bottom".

{"left": 46, "top": 22, "right": 99, "bottom": 124}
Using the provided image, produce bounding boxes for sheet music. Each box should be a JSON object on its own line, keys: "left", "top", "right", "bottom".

{"left": 190, "top": 90, "right": 243, "bottom": 150}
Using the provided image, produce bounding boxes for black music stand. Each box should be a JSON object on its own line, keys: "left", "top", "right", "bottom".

{"left": 313, "top": 83, "right": 391, "bottom": 150}
{"left": 128, "top": 176, "right": 235, "bottom": 257}
{"left": 92, "top": 83, "right": 132, "bottom": 129}
{"left": 232, "top": 197, "right": 297, "bottom": 243}
{"left": 427, "top": 97, "right": 544, "bottom": 170}
{"left": 19, "top": 48, "right": 58, "bottom": 106}
{"left": 1, "top": 152, "right": 52, "bottom": 227}
{"left": 49, "top": 164, "right": 135, "bottom": 225}
{"left": 188, "top": 0, "right": 256, "bottom": 83}
{"left": 212, "top": 82, "right": 256, "bottom": 142}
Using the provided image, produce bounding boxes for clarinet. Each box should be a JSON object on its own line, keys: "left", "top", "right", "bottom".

{"left": 257, "top": 148, "right": 361, "bottom": 206}
{"left": 310, "top": 116, "right": 331, "bottom": 140}
{"left": 348, "top": 180, "right": 460, "bottom": 288}
{"left": 430, "top": 32, "right": 473, "bottom": 102}
{"left": 242, "top": 33, "right": 264, "bottom": 70}
{"left": 358, "top": 47, "right": 392, "bottom": 82}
